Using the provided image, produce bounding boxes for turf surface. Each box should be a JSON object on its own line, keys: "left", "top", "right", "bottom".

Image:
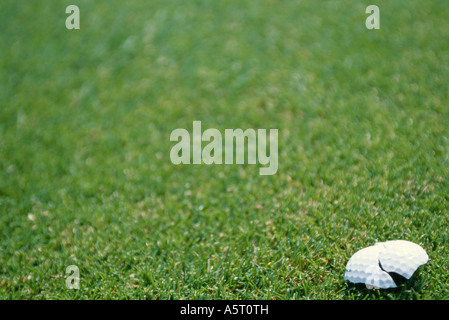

{"left": 1, "top": 0, "right": 449, "bottom": 299}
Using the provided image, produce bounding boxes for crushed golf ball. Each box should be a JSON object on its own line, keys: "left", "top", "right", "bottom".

{"left": 344, "top": 240, "right": 428, "bottom": 289}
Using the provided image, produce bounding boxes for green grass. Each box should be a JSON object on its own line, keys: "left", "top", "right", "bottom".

{"left": 1, "top": 0, "right": 449, "bottom": 299}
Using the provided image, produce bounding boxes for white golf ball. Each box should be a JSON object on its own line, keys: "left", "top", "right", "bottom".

{"left": 344, "top": 240, "right": 428, "bottom": 289}
{"left": 378, "top": 240, "right": 429, "bottom": 279}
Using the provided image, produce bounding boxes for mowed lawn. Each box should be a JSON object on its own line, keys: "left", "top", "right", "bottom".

{"left": 1, "top": 0, "right": 449, "bottom": 299}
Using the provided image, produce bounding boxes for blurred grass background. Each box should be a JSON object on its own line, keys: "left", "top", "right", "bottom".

{"left": 1, "top": 0, "right": 449, "bottom": 299}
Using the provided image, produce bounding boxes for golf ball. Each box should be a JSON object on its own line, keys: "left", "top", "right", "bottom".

{"left": 344, "top": 240, "right": 428, "bottom": 289}
{"left": 378, "top": 240, "right": 429, "bottom": 279}
{"left": 344, "top": 244, "right": 396, "bottom": 289}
